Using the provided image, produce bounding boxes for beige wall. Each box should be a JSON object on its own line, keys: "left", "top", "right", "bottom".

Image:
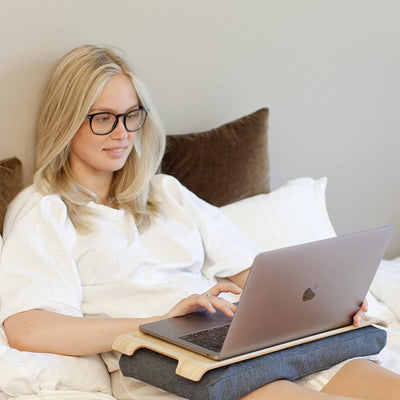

{"left": 1, "top": 0, "right": 399, "bottom": 257}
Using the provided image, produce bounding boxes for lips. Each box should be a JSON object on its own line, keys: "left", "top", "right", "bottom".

{"left": 103, "top": 146, "right": 128, "bottom": 157}
{"left": 105, "top": 147, "right": 125, "bottom": 153}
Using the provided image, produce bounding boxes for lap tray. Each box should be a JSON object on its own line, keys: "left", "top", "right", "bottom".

{"left": 113, "top": 318, "right": 387, "bottom": 400}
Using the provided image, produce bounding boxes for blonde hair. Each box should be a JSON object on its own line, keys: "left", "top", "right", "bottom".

{"left": 34, "top": 45, "right": 166, "bottom": 232}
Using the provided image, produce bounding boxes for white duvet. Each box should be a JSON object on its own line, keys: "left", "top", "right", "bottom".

{"left": 0, "top": 177, "right": 399, "bottom": 399}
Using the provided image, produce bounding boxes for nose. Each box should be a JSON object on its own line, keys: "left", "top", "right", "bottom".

{"left": 110, "top": 116, "right": 128, "bottom": 140}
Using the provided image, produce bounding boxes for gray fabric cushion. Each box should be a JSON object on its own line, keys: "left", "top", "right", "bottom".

{"left": 119, "top": 326, "right": 386, "bottom": 400}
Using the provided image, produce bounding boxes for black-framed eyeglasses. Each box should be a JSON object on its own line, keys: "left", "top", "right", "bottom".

{"left": 86, "top": 106, "right": 148, "bottom": 135}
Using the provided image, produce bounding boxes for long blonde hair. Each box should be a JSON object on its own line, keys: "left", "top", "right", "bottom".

{"left": 34, "top": 45, "right": 166, "bottom": 232}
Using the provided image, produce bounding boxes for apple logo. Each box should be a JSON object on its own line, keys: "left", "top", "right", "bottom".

{"left": 302, "top": 283, "right": 319, "bottom": 302}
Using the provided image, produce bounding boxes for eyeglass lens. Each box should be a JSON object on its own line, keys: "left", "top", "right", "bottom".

{"left": 90, "top": 109, "right": 146, "bottom": 135}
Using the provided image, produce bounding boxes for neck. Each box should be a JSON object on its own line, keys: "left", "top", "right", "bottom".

{"left": 93, "top": 177, "right": 113, "bottom": 205}
{"left": 73, "top": 171, "right": 113, "bottom": 205}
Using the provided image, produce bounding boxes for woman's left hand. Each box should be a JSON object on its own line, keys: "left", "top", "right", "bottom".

{"left": 162, "top": 283, "right": 242, "bottom": 320}
{"left": 353, "top": 299, "right": 368, "bottom": 327}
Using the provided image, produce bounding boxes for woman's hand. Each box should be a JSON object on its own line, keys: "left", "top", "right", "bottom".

{"left": 353, "top": 300, "right": 368, "bottom": 327}
{"left": 162, "top": 282, "right": 242, "bottom": 320}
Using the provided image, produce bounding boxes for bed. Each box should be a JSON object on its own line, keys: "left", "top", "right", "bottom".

{"left": 0, "top": 108, "right": 399, "bottom": 399}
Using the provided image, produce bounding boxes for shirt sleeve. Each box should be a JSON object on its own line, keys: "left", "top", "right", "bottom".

{"left": 155, "top": 175, "right": 262, "bottom": 280}
{"left": 0, "top": 187, "right": 83, "bottom": 324}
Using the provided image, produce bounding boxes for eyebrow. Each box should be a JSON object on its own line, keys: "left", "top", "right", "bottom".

{"left": 89, "top": 103, "right": 140, "bottom": 114}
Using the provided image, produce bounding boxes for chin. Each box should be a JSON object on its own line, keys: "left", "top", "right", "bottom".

{"left": 114, "top": 157, "right": 131, "bottom": 171}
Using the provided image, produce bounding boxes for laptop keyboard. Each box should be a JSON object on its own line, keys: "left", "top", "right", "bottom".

{"left": 179, "top": 323, "right": 230, "bottom": 353}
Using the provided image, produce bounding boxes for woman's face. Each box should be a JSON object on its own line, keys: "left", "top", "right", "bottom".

{"left": 70, "top": 73, "right": 139, "bottom": 185}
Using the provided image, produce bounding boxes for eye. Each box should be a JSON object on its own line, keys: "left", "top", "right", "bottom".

{"left": 126, "top": 110, "right": 139, "bottom": 121}
{"left": 94, "top": 113, "right": 113, "bottom": 124}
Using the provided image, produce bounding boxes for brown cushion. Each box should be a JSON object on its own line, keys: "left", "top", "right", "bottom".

{"left": 0, "top": 157, "right": 23, "bottom": 234}
{"left": 161, "top": 108, "right": 269, "bottom": 207}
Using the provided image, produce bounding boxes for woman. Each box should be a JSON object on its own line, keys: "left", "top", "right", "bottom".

{"left": 0, "top": 45, "right": 398, "bottom": 400}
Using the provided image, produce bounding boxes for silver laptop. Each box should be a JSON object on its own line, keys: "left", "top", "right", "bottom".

{"left": 140, "top": 225, "right": 394, "bottom": 360}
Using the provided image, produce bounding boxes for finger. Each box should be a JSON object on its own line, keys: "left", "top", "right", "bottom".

{"left": 213, "top": 296, "right": 237, "bottom": 317}
{"left": 173, "top": 294, "right": 217, "bottom": 317}
{"left": 203, "top": 283, "right": 242, "bottom": 298}
{"left": 187, "top": 294, "right": 216, "bottom": 314}
{"left": 353, "top": 309, "right": 366, "bottom": 327}
{"left": 202, "top": 294, "right": 236, "bottom": 318}
{"left": 361, "top": 299, "right": 368, "bottom": 312}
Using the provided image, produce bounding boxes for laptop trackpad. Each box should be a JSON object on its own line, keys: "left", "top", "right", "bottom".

{"left": 140, "top": 307, "right": 233, "bottom": 339}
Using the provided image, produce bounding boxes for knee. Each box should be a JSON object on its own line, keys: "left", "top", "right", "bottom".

{"left": 343, "top": 358, "right": 373, "bottom": 369}
{"left": 342, "top": 358, "right": 380, "bottom": 374}
{"left": 335, "top": 357, "right": 400, "bottom": 382}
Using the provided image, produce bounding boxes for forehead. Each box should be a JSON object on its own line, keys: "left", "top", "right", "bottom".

{"left": 91, "top": 74, "right": 138, "bottom": 112}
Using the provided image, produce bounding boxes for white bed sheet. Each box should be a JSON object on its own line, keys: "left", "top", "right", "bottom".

{"left": 0, "top": 392, "right": 115, "bottom": 400}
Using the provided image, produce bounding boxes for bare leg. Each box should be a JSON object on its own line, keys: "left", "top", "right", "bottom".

{"left": 239, "top": 359, "right": 400, "bottom": 400}
{"left": 240, "top": 380, "right": 360, "bottom": 400}
{"left": 321, "top": 358, "right": 400, "bottom": 400}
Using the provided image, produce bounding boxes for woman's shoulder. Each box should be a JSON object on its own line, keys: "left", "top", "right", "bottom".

{"left": 151, "top": 173, "right": 181, "bottom": 187}
{"left": 8, "top": 185, "right": 67, "bottom": 216}
{"left": 150, "top": 173, "right": 192, "bottom": 201}
{"left": 3, "top": 185, "right": 69, "bottom": 236}
{"left": 150, "top": 173, "right": 218, "bottom": 215}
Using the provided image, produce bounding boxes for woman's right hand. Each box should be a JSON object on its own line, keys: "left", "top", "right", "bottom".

{"left": 162, "top": 282, "right": 242, "bottom": 320}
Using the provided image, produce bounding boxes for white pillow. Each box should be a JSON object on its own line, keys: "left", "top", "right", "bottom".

{"left": 220, "top": 177, "right": 336, "bottom": 251}
{"left": 0, "top": 325, "right": 112, "bottom": 396}
{"left": 370, "top": 258, "right": 400, "bottom": 320}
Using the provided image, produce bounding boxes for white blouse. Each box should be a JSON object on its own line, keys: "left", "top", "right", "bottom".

{"left": 0, "top": 174, "right": 260, "bottom": 324}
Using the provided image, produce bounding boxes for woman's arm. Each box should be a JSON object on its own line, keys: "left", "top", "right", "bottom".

{"left": 228, "top": 268, "right": 250, "bottom": 289}
{"left": 4, "top": 309, "right": 162, "bottom": 356}
{"left": 4, "top": 282, "right": 242, "bottom": 356}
